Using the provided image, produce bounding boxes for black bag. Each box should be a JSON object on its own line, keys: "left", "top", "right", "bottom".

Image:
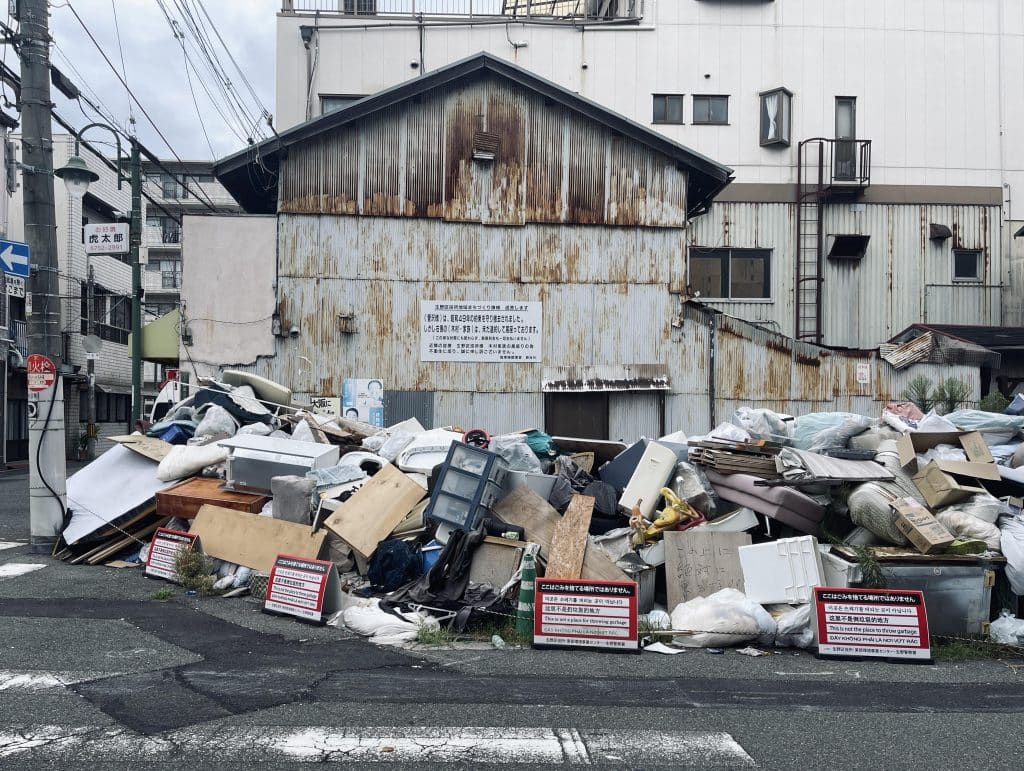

{"left": 367, "top": 538, "right": 423, "bottom": 593}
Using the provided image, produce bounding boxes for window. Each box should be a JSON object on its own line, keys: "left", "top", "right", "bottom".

{"left": 652, "top": 94, "right": 685, "bottom": 125}
{"left": 693, "top": 95, "right": 729, "bottom": 125}
{"left": 689, "top": 247, "right": 771, "bottom": 299}
{"left": 953, "top": 249, "right": 982, "bottom": 281}
{"left": 835, "top": 96, "right": 857, "bottom": 180}
{"left": 80, "top": 282, "right": 130, "bottom": 345}
{"left": 321, "top": 94, "right": 365, "bottom": 115}
{"left": 759, "top": 88, "right": 792, "bottom": 146}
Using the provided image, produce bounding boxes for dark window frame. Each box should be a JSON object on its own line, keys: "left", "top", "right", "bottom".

{"left": 652, "top": 93, "right": 685, "bottom": 125}
{"left": 320, "top": 94, "right": 367, "bottom": 115}
{"left": 759, "top": 87, "right": 792, "bottom": 147}
{"left": 952, "top": 248, "right": 983, "bottom": 282}
{"left": 692, "top": 94, "right": 730, "bottom": 125}
{"left": 689, "top": 246, "right": 772, "bottom": 300}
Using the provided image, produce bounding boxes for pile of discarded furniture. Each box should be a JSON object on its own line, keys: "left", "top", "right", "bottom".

{"left": 56, "top": 374, "right": 1024, "bottom": 652}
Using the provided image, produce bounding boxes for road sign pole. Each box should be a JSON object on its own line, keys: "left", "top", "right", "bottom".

{"left": 17, "top": 0, "right": 67, "bottom": 552}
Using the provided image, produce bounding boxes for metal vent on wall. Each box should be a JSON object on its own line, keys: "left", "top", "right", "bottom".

{"left": 827, "top": 234, "right": 870, "bottom": 260}
{"left": 472, "top": 131, "right": 501, "bottom": 162}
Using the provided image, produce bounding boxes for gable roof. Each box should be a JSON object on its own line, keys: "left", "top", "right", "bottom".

{"left": 214, "top": 52, "right": 733, "bottom": 216}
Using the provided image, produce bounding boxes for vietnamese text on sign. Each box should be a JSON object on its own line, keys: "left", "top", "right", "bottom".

{"left": 420, "top": 300, "right": 542, "bottom": 363}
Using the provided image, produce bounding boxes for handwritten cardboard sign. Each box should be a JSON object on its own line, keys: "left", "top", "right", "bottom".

{"left": 664, "top": 530, "right": 750, "bottom": 611}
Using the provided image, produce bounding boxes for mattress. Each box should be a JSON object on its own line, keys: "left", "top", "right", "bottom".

{"left": 704, "top": 469, "right": 825, "bottom": 536}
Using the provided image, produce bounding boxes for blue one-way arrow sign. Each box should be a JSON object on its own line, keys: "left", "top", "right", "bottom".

{"left": 0, "top": 239, "right": 30, "bottom": 278}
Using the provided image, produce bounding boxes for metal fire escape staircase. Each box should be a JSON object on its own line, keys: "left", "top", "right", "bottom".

{"left": 795, "top": 138, "right": 872, "bottom": 345}
{"left": 795, "top": 140, "right": 826, "bottom": 344}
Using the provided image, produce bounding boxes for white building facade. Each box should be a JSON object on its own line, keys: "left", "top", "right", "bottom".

{"left": 275, "top": 0, "right": 1024, "bottom": 347}
{"left": 7, "top": 135, "right": 133, "bottom": 457}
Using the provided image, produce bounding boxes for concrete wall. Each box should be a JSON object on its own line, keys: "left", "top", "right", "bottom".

{"left": 179, "top": 215, "right": 278, "bottom": 379}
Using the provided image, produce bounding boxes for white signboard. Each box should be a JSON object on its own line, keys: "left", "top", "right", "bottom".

{"left": 5, "top": 274, "right": 24, "bottom": 298}
{"left": 855, "top": 362, "right": 871, "bottom": 385}
{"left": 84, "top": 223, "right": 129, "bottom": 254}
{"left": 310, "top": 396, "right": 341, "bottom": 417}
{"left": 420, "top": 300, "right": 542, "bottom": 363}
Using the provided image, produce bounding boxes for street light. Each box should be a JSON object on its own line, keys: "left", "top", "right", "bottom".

{"left": 54, "top": 124, "right": 144, "bottom": 446}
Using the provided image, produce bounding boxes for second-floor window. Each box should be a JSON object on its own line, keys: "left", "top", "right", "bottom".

{"left": 760, "top": 88, "right": 792, "bottom": 146}
{"left": 693, "top": 95, "right": 729, "bottom": 125}
{"left": 652, "top": 94, "right": 685, "bottom": 125}
{"left": 953, "top": 249, "right": 982, "bottom": 282}
{"left": 689, "top": 247, "right": 771, "bottom": 300}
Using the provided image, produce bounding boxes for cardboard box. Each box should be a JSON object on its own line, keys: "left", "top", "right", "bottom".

{"left": 897, "top": 430, "right": 1000, "bottom": 508}
{"left": 892, "top": 497, "right": 955, "bottom": 554}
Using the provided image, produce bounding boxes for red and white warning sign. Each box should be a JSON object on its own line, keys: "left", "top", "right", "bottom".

{"left": 27, "top": 354, "right": 57, "bottom": 392}
{"left": 814, "top": 587, "right": 931, "bottom": 662}
{"left": 145, "top": 528, "right": 200, "bottom": 582}
{"left": 533, "top": 578, "right": 639, "bottom": 653}
{"left": 264, "top": 554, "right": 343, "bottom": 624}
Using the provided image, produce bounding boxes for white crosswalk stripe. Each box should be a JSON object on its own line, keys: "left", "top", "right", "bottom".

{"left": 0, "top": 725, "right": 756, "bottom": 765}
{"left": 0, "top": 562, "right": 46, "bottom": 579}
{"left": 0, "top": 541, "right": 25, "bottom": 551}
{"left": 0, "top": 670, "right": 122, "bottom": 692}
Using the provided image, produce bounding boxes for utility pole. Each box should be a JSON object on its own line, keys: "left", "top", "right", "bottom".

{"left": 130, "top": 140, "right": 142, "bottom": 428}
{"left": 18, "top": 0, "right": 68, "bottom": 553}
{"left": 85, "top": 263, "right": 96, "bottom": 460}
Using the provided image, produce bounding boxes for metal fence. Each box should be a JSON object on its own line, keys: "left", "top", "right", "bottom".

{"left": 281, "top": 1, "right": 644, "bottom": 20}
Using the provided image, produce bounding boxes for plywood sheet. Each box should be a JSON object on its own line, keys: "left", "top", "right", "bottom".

{"left": 545, "top": 495, "right": 594, "bottom": 579}
{"left": 191, "top": 505, "right": 327, "bottom": 572}
{"left": 493, "top": 486, "right": 627, "bottom": 582}
{"left": 323, "top": 464, "right": 425, "bottom": 559}
{"left": 664, "top": 530, "right": 751, "bottom": 611}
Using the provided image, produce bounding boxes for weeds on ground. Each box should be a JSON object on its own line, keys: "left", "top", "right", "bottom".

{"left": 415, "top": 624, "right": 460, "bottom": 646}
{"left": 174, "top": 547, "right": 217, "bottom": 595}
{"left": 415, "top": 613, "right": 532, "bottom": 647}
{"left": 931, "top": 638, "right": 1008, "bottom": 662}
{"left": 151, "top": 587, "right": 176, "bottom": 601}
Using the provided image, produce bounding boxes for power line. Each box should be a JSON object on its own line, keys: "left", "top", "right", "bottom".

{"left": 62, "top": 1, "right": 222, "bottom": 213}
{"left": 195, "top": 0, "right": 270, "bottom": 125}
{"left": 108, "top": 0, "right": 135, "bottom": 129}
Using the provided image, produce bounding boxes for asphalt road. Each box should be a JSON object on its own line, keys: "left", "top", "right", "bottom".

{"left": 2, "top": 466, "right": 1024, "bottom": 769}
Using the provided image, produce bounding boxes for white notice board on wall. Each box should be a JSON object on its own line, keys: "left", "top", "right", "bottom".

{"left": 420, "top": 300, "right": 542, "bottom": 363}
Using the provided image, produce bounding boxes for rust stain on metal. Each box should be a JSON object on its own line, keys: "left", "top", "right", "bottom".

{"left": 526, "top": 101, "right": 564, "bottom": 222}
{"left": 565, "top": 114, "right": 606, "bottom": 225}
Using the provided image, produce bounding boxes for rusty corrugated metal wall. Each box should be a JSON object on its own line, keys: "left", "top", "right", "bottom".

{"left": 280, "top": 75, "right": 687, "bottom": 228}
{"left": 688, "top": 201, "right": 1002, "bottom": 347}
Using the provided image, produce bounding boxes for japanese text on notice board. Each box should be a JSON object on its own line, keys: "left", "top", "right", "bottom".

{"left": 420, "top": 300, "right": 542, "bottom": 363}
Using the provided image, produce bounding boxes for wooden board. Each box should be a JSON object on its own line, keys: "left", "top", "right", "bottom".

{"left": 832, "top": 545, "right": 1007, "bottom": 565}
{"left": 545, "top": 495, "right": 594, "bottom": 579}
{"left": 190, "top": 505, "right": 327, "bottom": 572}
{"left": 469, "top": 539, "right": 525, "bottom": 589}
{"left": 110, "top": 435, "right": 174, "bottom": 463}
{"left": 492, "top": 486, "right": 627, "bottom": 583}
{"left": 323, "top": 464, "right": 426, "bottom": 560}
{"left": 156, "top": 477, "right": 270, "bottom": 520}
{"left": 664, "top": 530, "right": 751, "bottom": 611}
{"left": 86, "top": 518, "right": 169, "bottom": 565}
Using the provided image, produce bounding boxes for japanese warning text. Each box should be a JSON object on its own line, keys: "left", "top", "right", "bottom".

{"left": 420, "top": 300, "right": 542, "bottom": 363}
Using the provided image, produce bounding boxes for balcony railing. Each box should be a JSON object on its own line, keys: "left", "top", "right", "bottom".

{"left": 798, "top": 137, "right": 872, "bottom": 192}
{"left": 144, "top": 225, "right": 182, "bottom": 247}
{"left": 281, "top": 1, "right": 645, "bottom": 21}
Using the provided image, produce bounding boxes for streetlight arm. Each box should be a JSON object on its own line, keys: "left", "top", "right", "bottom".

{"left": 72, "top": 122, "right": 125, "bottom": 189}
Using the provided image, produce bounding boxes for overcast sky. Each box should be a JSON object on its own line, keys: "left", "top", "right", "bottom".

{"left": 41, "top": 0, "right": 279, "bottom": 161}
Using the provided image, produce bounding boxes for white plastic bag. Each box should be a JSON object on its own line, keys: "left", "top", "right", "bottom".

{"left": 772, "top": 604, "right": 814, "bottom": 649}
{"left": 916, "top": 410, "right": 959, "bottom": 433}
{"left": 708, "top": 422, "right": 751, "bottom": 444}
{"left": 670, "top": 588, "right": 776, "bottom": 648}
{"left": 291, "top": 420, "right": 315, "bottom": 444}
{"left": 793, "top": 412, "right": 873, "bottom": 452}
{"left": 989, "top": 610, "right": 1024, "bottom": 646}
{"left": 1000, "top": 515, "right": 1024, "bottom": 594}
{"left": 935, "top": 508, "right": 1001, "bottom": 552}
{"left": 157, "top": 443, "right": 229, "bottom": 482}
{"left": 490, "top": 434, "right": 543, "bottom": 473}
{"left": 732, "top": 408, "right": 792, "bottom": 444}
{"left": 236, "top": 422, "right": 273, "bottom": 437}
{"left": 343, "top": 601, "right": 439, "bottom": 646}
{"left": 194, "top": 405, "right": 238, "bottom": 440}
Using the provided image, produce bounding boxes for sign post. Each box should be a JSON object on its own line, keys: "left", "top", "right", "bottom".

{"left": 0, "top": 238, "right": 31, "bottom": 277}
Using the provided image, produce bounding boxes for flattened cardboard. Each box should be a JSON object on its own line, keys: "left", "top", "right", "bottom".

{"left": 896, "top": 430, "right": 999, "bottom": 480}
{"left": 323, "top": 464, "right": 425, "bottom": 560}
{"left": 190, "top": 505, "right": 326, "bottom": 572}
{"left": 912, "top": 463, "right": 989, "bottom": 508}
{"left": 110, "top": 435, "right": 174, "bottom": 463}
{"left": 664, "top": 530, "right": 751, "bottom": 611}
{"left": 892, "top": 497, "right": 955, "bottom": 554}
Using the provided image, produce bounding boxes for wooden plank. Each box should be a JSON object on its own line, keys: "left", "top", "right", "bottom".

{"left": 191, "top": 505, "right": 327, "bottom": 572}
{"left": 87, "top": 518, "right": 169, "bottom": 565}
{"left": 323, "top": 464, "right": 426, "bottom": 560}
{"left": 156, "top": 477, "right": 270, "bottom": 520}
{"left": 492, "top": 486, "right": 628, "bottom": 582}
{"left": 68, "top": 507, "right": 157, "bottom": 564}
{"left": 832, "top": 545, "right": 1007, "bottom": 565}
{"left": 109, "top": 435, "right": 174, "bottom": 463}
{"left": 664, "top": 530, "right": 751, "bottom": 611}
{"left": 545, "top": 494, "right": 594, "bottom": 579}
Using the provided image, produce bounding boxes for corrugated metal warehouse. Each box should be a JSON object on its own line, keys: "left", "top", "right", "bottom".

{"left": 195, "top": 53, "right": 982, "bottom": 440}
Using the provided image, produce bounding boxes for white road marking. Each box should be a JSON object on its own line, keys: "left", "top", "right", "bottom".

{"left": 0, "top": 670, "right": 122, "bottom": 691}
{"left": 0, "top": 725, "right": 756, "bottom": 766}
{"left": 0, "top": 541, "right": 25, "bottom": 551}
{"left": 0, "top": 562, "right": 46, "bottom": 579}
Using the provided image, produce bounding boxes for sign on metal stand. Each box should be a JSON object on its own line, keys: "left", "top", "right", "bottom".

{"left": 814, "top": 587, "right": 932, "bottom": 663}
